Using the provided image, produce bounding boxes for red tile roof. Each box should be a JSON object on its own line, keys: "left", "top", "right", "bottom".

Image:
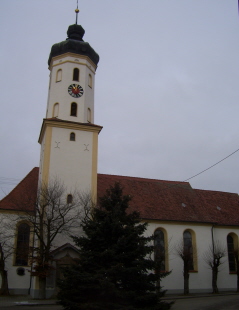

{"left": 0, "top": 167, "right": 38, "bottom": 212}
{"left": 98, "top": 174, "right": 239, "bottom": 226}
{"left": 1, "top": 169, "right": 239, "bottom": 226}
{"left": 195, "top": 189, "right": 239, "bottom": 226}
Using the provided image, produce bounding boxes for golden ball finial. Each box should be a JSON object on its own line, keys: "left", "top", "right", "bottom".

{"left": 75, "top": 9, "right": 79, "bottom": 13}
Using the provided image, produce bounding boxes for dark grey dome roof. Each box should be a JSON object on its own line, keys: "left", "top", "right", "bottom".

{"left": 48, "top": 24, "right": 99, "bottom": 66}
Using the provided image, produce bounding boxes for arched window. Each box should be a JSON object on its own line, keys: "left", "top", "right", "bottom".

{"left": 227, "top": 234, "right": 236, "bottom": 272}
{"left": 70, "top": 102, "right": 77, "bottom": 116}
{"left": 56, "top": 69, "right": 62, "bottom": 82}
{"left": 154, "top": 229, "right": 165, "bottom": 271}
{"left": 70, "top": 132, "right": 75, "bottom": 141}
{"left": 88, "top": 74, "right": 92, "bottom": 88}
{"left": 67, "top": 194, "right": 73, "bottom": 204}
{"left": 73, "top": 68, "right": 79, "bottom": 81}
{"left": 183, "top": 230, "right": 194, "bottom": 270}
{"left": 87, "top": 108, "right": 91, "bottom": 123}
{"left": 53, "top": 103, "right": 59, "bottom": 117}
{"left": 15, "top": 223, "right": 30, "bottom": 266}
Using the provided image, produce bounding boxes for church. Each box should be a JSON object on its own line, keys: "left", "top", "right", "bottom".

{"left": 1, "top": 9, "right": 239, "bottom": 298}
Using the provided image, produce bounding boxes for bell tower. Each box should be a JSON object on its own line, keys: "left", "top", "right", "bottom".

{"left": 38, "top": 12, "right": 102, "bottom": 199}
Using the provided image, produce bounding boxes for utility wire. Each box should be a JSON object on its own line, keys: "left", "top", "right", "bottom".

{"left": 0, "top": 177, "right": 21, "bottom": 181}
{"left": 0, "top": 177, "right": 21, "bottom": 187}
{"left": 0, "top": 147, "right": 239, "bottom": 192}
{"left": 182, "top": 147, "right": 239, "bottom": 183}
{"left": 159, "top": 147, "right": 239, "bottom": 192}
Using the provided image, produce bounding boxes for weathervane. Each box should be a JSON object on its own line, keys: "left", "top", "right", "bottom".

{"left": 75, "top": 0, "right": 79, "bottom": 25}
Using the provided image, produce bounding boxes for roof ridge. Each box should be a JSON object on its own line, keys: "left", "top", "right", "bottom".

{"left": 194, "top": 188, "right": 238, "bottom": 195}
{"left": 97, "top": 173, "right": 189, "bottom": 185}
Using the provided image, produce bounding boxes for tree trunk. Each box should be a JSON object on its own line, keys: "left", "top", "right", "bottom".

{"left": 237, "top": 270, "right": 239, "bottom": 293}
{"left": 0, "top": 244, "right": 9, "bottom": 296}
{"left": 0, "top": 270, "right": 9, "bottom": 295}
{"left": 212, "top": 267, "right": 218, "bottom": 293}
{"left": 236, "top": 261, "right": 239, "bottom": 293}
{"left": 183, "top": 270, "right": 189, "bottom": 295}
{"left": 38, "top": 277, "right": 47, "bottom": 299}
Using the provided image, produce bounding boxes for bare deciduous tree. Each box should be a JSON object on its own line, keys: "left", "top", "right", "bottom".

{"left": 174, "top": 239, "right": 196, "bottom": 295}
{"left": 232, "top": 247, "right": 239, "bottom": 293}
{"left": 203, "top": 241, "right": 226, "bottom": 294}
{"left": 13, "top": 178, "right": 93, "bottom": 299}
{"left": 0, "top": 215, "right": 16, "bottom": 295}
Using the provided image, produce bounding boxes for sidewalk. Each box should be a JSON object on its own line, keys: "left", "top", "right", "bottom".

{"left": 0, "top": 295, "right": 58, "bottom": 307}
{"left": 162, "top": 291, "right": 238, "bottom": 300}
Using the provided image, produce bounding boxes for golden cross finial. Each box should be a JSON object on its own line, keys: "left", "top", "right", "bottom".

{"left": 75, "top": 0, "right": 79, "bottom": 25}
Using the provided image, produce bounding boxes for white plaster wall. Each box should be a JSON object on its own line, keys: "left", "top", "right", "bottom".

{"left": 46, "top": 55, "right": 95, "bottom": 123}
{"left": 7, "top": 265, "right": 31, "bottom": 293}
{"left": 147, "top": 222, "right": 239, "bottom": 293}
{"left": 2, "top": 214, "right": 32, "bottom": 294}
{"left": 3, "top": 212, "right": 239, "bottom": 295}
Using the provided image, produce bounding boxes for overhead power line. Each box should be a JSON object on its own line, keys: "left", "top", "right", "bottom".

{"left": 158, "top": 147, "right": 239, "bottom": 193}
{"left": 182, "top": 147, "right": 239, "bottom": 183}
{"left": 0, "top": 177, "right": 21, "bottom": 181}
{"left": 0, "top": 147, "right": 239, "bottom": 193}
{"left": 0, "top": 177, "right": 21, "bottom": 187}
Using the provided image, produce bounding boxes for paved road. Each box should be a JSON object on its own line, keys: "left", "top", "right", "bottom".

{"left": 1, "top": 294, "right": 239, "bottom": 309}
{"left": 168, "top": 294, "right": 239, "bottom": 310}
{"left": 0, "top": 304, "right": 62, "bottom": 310}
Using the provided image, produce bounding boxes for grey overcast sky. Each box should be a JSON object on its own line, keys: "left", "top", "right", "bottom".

{"left": 1, "top": 0, "right": 239, "bottom": 199}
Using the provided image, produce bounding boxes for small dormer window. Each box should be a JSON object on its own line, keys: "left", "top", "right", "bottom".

{"left": 87, "top": 108, "right": 91, "bottom": 123}
{"left": 73, "top": 68, "right": 79, "bottom": 81}
{"left": 67, "top": 194, "right": 73, "bottom": 204}
{"left": 70, "top": 132, "right": 75, "bottom": 141}
{"left": 70, "top": 102, "right": 77, "bottom": 116}
{"left": 53, "top": 103, "right": 59, "bottom": 117}
{"left": 88, "top": 74, "right": 92, "bottom": 88}
{"left": 56, "top": 69, "right": 62, "bottom": 82}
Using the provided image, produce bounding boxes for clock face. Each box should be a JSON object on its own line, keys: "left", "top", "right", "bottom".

{"left": 68, "top": 84, "right": 84, "bottom": 98}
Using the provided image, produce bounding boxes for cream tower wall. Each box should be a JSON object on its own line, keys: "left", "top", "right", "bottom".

{"left": 46, "top": 53, "right": 96, "bottom": 123}
{"left": 39, "top": 122, "right": 99, "bottom": 196}
{"left": 48, "top": 127, "right": 93, "bottom": 192}
{"left": 38, "top": 51, "right": 100, "bottom": 199}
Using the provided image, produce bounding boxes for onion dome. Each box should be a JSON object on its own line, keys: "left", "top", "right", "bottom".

{"left": 48, "top": 24, "right": 99, "bottom": 66}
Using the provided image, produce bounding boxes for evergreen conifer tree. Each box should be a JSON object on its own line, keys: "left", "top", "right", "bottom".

{"left": 58, "top": 183, "right": 172, "bottom": 310}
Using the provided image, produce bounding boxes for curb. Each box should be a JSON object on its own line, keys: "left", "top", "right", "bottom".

{"left": 162, "top": 292, "right": 239, "bottom": 300}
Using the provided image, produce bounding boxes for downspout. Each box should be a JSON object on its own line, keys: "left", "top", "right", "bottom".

{"left": 28, "top": 211, "right": 37, "bottom": 295}
{"left": 211, "top": 225, "right": 215, "bottom": 255}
